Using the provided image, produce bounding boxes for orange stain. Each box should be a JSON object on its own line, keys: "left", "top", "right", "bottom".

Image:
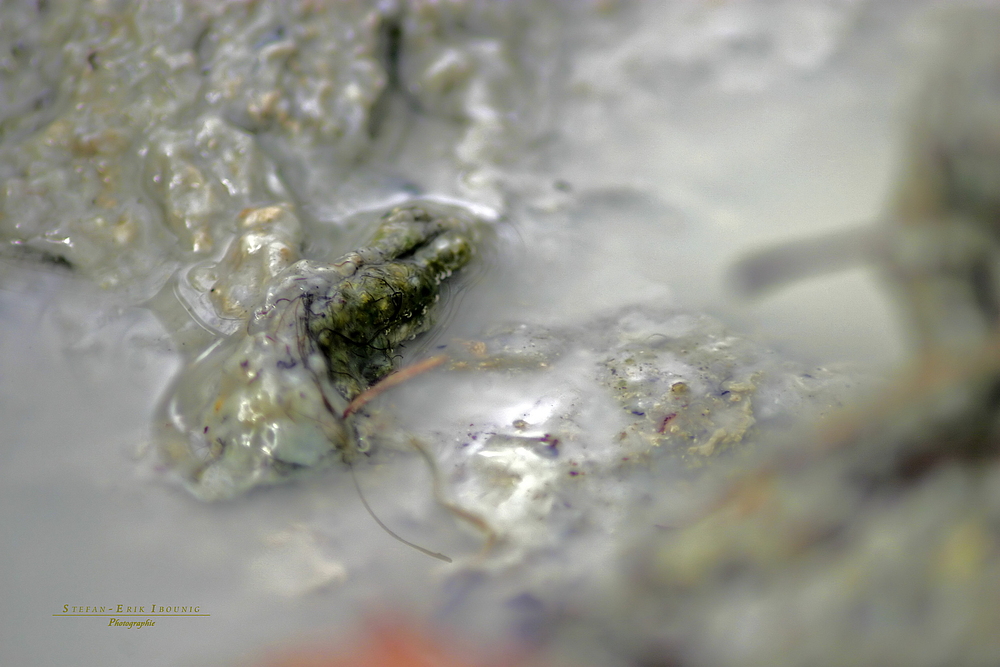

{"left": 252, "top": 619, "right": 536, "bottom": 667}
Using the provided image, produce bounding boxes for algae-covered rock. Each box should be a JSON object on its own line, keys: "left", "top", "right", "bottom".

{"left": 156, "top": 203, "right": 489, "bottom": 500}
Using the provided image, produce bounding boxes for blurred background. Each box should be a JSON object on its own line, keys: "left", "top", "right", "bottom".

{"left": 0, "top": 1, "right": 974, "bottom": 665}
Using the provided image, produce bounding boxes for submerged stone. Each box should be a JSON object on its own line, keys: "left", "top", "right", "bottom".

{"left": 156, "top": 203, "right": 489, "bottom": 500}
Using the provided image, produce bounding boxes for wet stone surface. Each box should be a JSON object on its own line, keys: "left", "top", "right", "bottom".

{"left": 6, "top": 2, "right": 998, "bottom": 667}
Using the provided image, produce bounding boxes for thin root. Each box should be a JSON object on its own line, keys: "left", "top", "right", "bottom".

{"left": 350, "top": 464, "right": 453, "bottom": 563}
{"left": 409, "top": 437, "right": 498, "bottom": 559}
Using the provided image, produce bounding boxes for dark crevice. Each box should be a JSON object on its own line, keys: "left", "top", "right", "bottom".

{"left": 2, "top": 244, "right": 75, "bottom": 270}
{"left": 367, "top": 12, "right": 422, "bottom": 140}
{"left": 970, "top": 259, "right": 1000, "bottom": 326}
{"left": 192, "top": 23, "right": 212, "bottom": 75}
{"left": 367, "top": 15, "right": 403, "bottom": 139}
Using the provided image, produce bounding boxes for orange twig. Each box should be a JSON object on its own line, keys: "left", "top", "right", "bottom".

{"left": 342, "top": 355, "right": 448, "bottom": 419}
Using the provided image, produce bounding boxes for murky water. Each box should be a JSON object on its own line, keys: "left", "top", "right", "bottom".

{"left": 0, "top": 2, "right": 950, "bottom": 665}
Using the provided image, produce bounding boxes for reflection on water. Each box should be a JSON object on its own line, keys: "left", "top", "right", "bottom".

{"left": 6, "top": 1, "right": 996, "bottom": 666}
